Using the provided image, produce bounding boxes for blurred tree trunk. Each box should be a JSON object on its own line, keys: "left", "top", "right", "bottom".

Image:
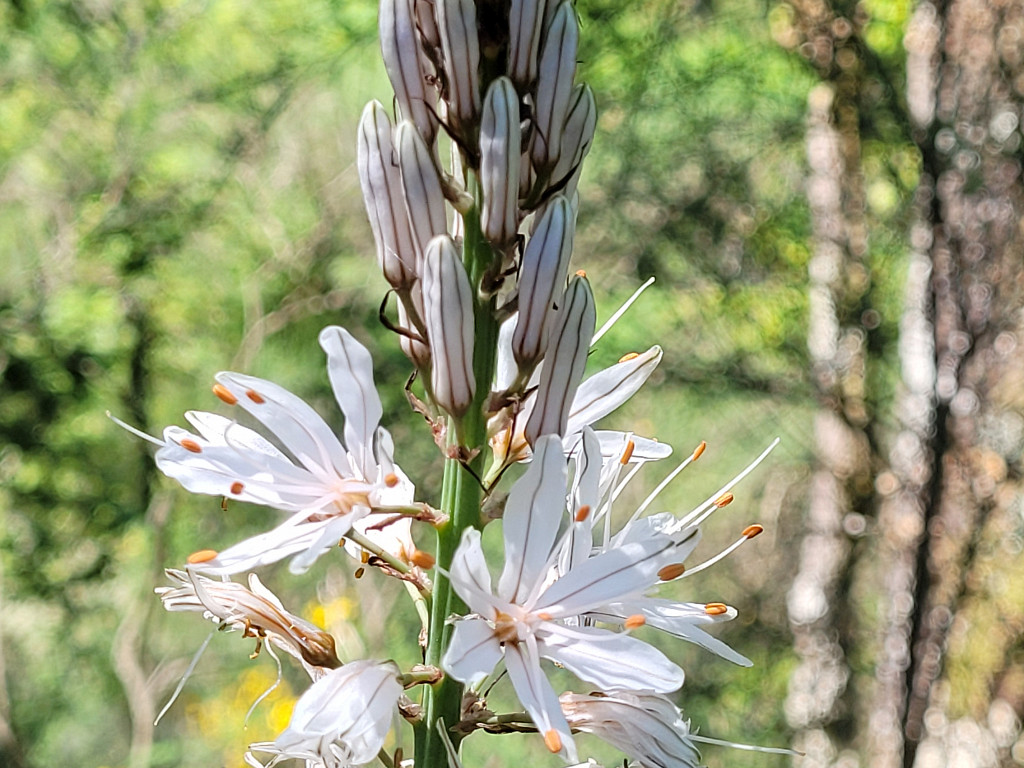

{"left": 895, "top": 2, "right": 1024, "bottom": 766}
{"left": 784, "top": 3, "right": 875, "bottom": 764}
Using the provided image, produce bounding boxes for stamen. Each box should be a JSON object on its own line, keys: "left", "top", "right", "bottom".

{"left": 354, "top": 567, "right": 365, "bottom": 579}
{"left": 575, "top": 504, "right": 591, "bottom": 523}
{"left": 537, "top": 612, "right": 553, "bottom": 621}
{"left": 410, "top": 549, "right": 436, "bottom": 569}
{"left": 743, "top": 524, "right": 764, "bottom": 538}
{"left": 619, "top": 439, "right": 635, "bottom": 465}
{"left": 179, "top": 438, "right": 203, "bottom": 454}
{"left": 245, "top": 389, "right": 265, "bottom": 404}
{"left": 384, "top": 472, "right": 400, "bottom": 488}
{"left": 714, "top": 492, "right": 734, "bottom": 508}
{"left": 658, "top": 563, "right": 686, "bottom": 581}
{"left": 212, "top": 384, "right": 238, "bottom": 405}
{"left": 678, "top": 438, "right": 780, "bottom": 530}
{"left": 624, "top": 614, "right": 646, "bottom": 629}
{"left": 543, "top": 729, "right": 562, "bottom": 754}
{"left": 692, "top": 440, "right": 707, "bottom": 461}
{"left": 618, "top": 352, "right": 639, "bottom": 363}
{"left": 681, "top": 527, "right": 759, "bottom": 578}
{"left": 360, "top": 550, "right": 371, "bottom": 564}
{"left": 705, "top": 603, "right": 728, "bottom": 616}
{"left": 187, "top": 549, "right": 219, "bottom": 564}
{"left": 592, "top": 276, "right": 655, "bottom": 345}
{"left": 574, "top": 269, "right": 587, "bottom": 278}
{"left": 230, "top": 481, "right": 244, "bottom": 495}
{"left": 338, "top": 537, "right": 347, "bottom": 547}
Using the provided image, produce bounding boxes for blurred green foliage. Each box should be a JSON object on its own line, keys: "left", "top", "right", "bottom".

{"left": 0, "top": 0, "right": 921, "bottom": 766}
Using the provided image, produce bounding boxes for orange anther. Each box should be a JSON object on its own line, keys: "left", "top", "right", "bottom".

{"left": 245, "top": 389, "right": 265, "bottom": 404}
{"left": 337, "top": 537, "right": 347, "bottom": 548}
{"left": 384, "top": 472, "right": 400, "bottom": 488}
{"left": 692, "top": 440, "right": 707, "bottom": 461}
{"left": 361, "top": 550, "right": 371, "bottom": 564}
{"left": 658, "top": 563, "right": 686, "bottom": 581}
{"left": 705, "top": 603, "right": 728, "bottom": 616}
{"left": 624, "top": 614, "right": 646, "bottom": 629}
{"left": 544, "top": 729, "right": 562, "bottom": 754}
{"left": 179, "top": 438, "right": 203, "bottom": 454}
{"left": 618, "top": 352, "right": 640, "bottom": 363}
{"left": 212, "top": 384, "right": 238, "bottom": 405}
{"left": 230, "top": 481, "right": 245, "bottom": 495}
{"left": 714, "top": 492, "right": 734, "bottom": 508}
{"left": 354, "top": 567, "right": 365, "bottom": 579}
{"left": 187, "top": 549, "right": 218, "bottom": 564}
{"left": 537, "top": 612, "right": 553, "bottom": 621}
{"left": 742, "top": 524, "right": 764, "bottom": 539}
{"left": 574, "top": 269, "right": 587, "bottom": 278}
{"left": 410, "top": 549, "right": 436, "bottom": 569}
{"left": 620, "top": 440, "right": 636, "bottom": 465}
{"left": 575, "top": 504, "right": 591, "bottom": 523}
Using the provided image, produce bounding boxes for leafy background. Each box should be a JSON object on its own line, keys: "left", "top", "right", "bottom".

{"left": 2, "top": 0, "right": 1018, "bottom": 767}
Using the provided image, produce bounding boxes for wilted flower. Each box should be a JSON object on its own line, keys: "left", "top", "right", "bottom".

{"left": 560, "top": 690, "right": 701, "bottom": 768}
{"left": 157, "top": 568, "right": 341, "bottom": 672}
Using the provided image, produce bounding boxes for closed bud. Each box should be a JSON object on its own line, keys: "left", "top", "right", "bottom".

{"left": 480, "top": 78, "right": 522, "bottom": 246}
{"left": 513, "top": 195, "right": 573, "bottom": 369}
{"left": 550, "top": 84, "right": 596, "bottom": 200}
{"left": 525, "top": 274, "right": 595, "bottom": 445}
{"left": 508, "top": 0, "right": 548, "bottom": 88}
{"left": 421, "top": 235, "right": 476, "bottom": 416}
{"left": 380, "top": 0, "right": 437, "bottom": 143}
{"left": 436, "top": 0, "right": 481, "bottom": 131}
{"left": 358, "top": 102, "right": 418, "bottom": 289}
{"left": 397, "top": 121, "right": 449, "bottom": 266}
{"left": 530, "top": 1, "right": 579, "bottom": 173}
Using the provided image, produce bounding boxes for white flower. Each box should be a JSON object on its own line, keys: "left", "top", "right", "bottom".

{"left": 157, "top": 568, "right": 341, "bottom": 672}
{"left": 245, "top": 660, "right": 402, "bottom": 768}
{"left": 442, "top": 436, "right": 689, "bottom": 760}
{"left": 560, "top": 690, "right": 701, "bottom": 768}
{"left": 117, "top": 326, "right": 414, "bottom": 574}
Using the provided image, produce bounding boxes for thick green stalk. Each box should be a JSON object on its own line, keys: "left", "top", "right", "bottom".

{"left": 416, "top": 176, "right": 498, "bottom": 768}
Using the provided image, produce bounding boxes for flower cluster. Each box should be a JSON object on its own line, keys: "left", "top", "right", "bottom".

{"left": 122, "top": 2, "right": 791, "bottom": 767}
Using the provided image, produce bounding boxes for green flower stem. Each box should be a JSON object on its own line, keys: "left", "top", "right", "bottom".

{"left": 416, "top": 177, "right": 498, "bottom": 768}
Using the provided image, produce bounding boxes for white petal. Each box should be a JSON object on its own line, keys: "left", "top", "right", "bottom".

{"left": 449, "top": 528, "right": 496, "bottom": 610}
{"left": 505, "top": 642, "right": 577, "bottom": 761}
{"left": 498, "top": 435, "right": 568, "bottom": 604}
{"left": 599, "top": 599, "right": 752, "bottom": 667}
{"left": 276, "top": 660, "right": 401, "bottom": 764}
{"left": 539, "top": 623, "right": 685, "bottom": 693}
{"left": 592, "top": 431, "right": 673, "bottom": 461}
{"left": 214, "top": 372, "right": 351, "bottom": 479}
{"left": 566, "top": 346, "right": 662, "bottom": 438}
{"left": 537, "top": 537, "right": 680, "bottom": 617}
{"left": 319, "top": 326, "right": 383, "bottom": 480}
{"left": 441, "top": 618, "right": 503, "bottom": 686}
{"left": 188, "top": 513, "right": 359, "bottom": 576}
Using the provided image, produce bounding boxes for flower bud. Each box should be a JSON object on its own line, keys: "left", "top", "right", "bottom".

{"left": 550, "top": 83, "right": 596, "bottom": 200}
{"left": 513, "top": 195, "right": 573, "bottom": 369}
{"left": 508, "top": 0, "right": 548, "bottom": 88}
{"left": 397, "top": 121, "right": 449, "bottom": 265}
{"left": 525, "top": 274, "right": 595, "bottom": 445}
{"left": 421, "top": 235, "right": 476, "bottom": 416}
{"left": 436, "top": 0, "right": 481, "bottom": 131}
{"left": 358, "top": 102, "right": 417, "bottom": 289}
{"left": 380, "top": 0, "right": 437, "bottom": 143}
{"left": 480, "top": 77, "right": 522, "bottom": 246}
{"left": 530, "top": 1, "right": 578, "bottom": 173}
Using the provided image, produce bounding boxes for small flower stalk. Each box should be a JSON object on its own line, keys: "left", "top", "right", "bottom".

{"left": 123, "top": 3, "right": 792, "bottom": 768}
